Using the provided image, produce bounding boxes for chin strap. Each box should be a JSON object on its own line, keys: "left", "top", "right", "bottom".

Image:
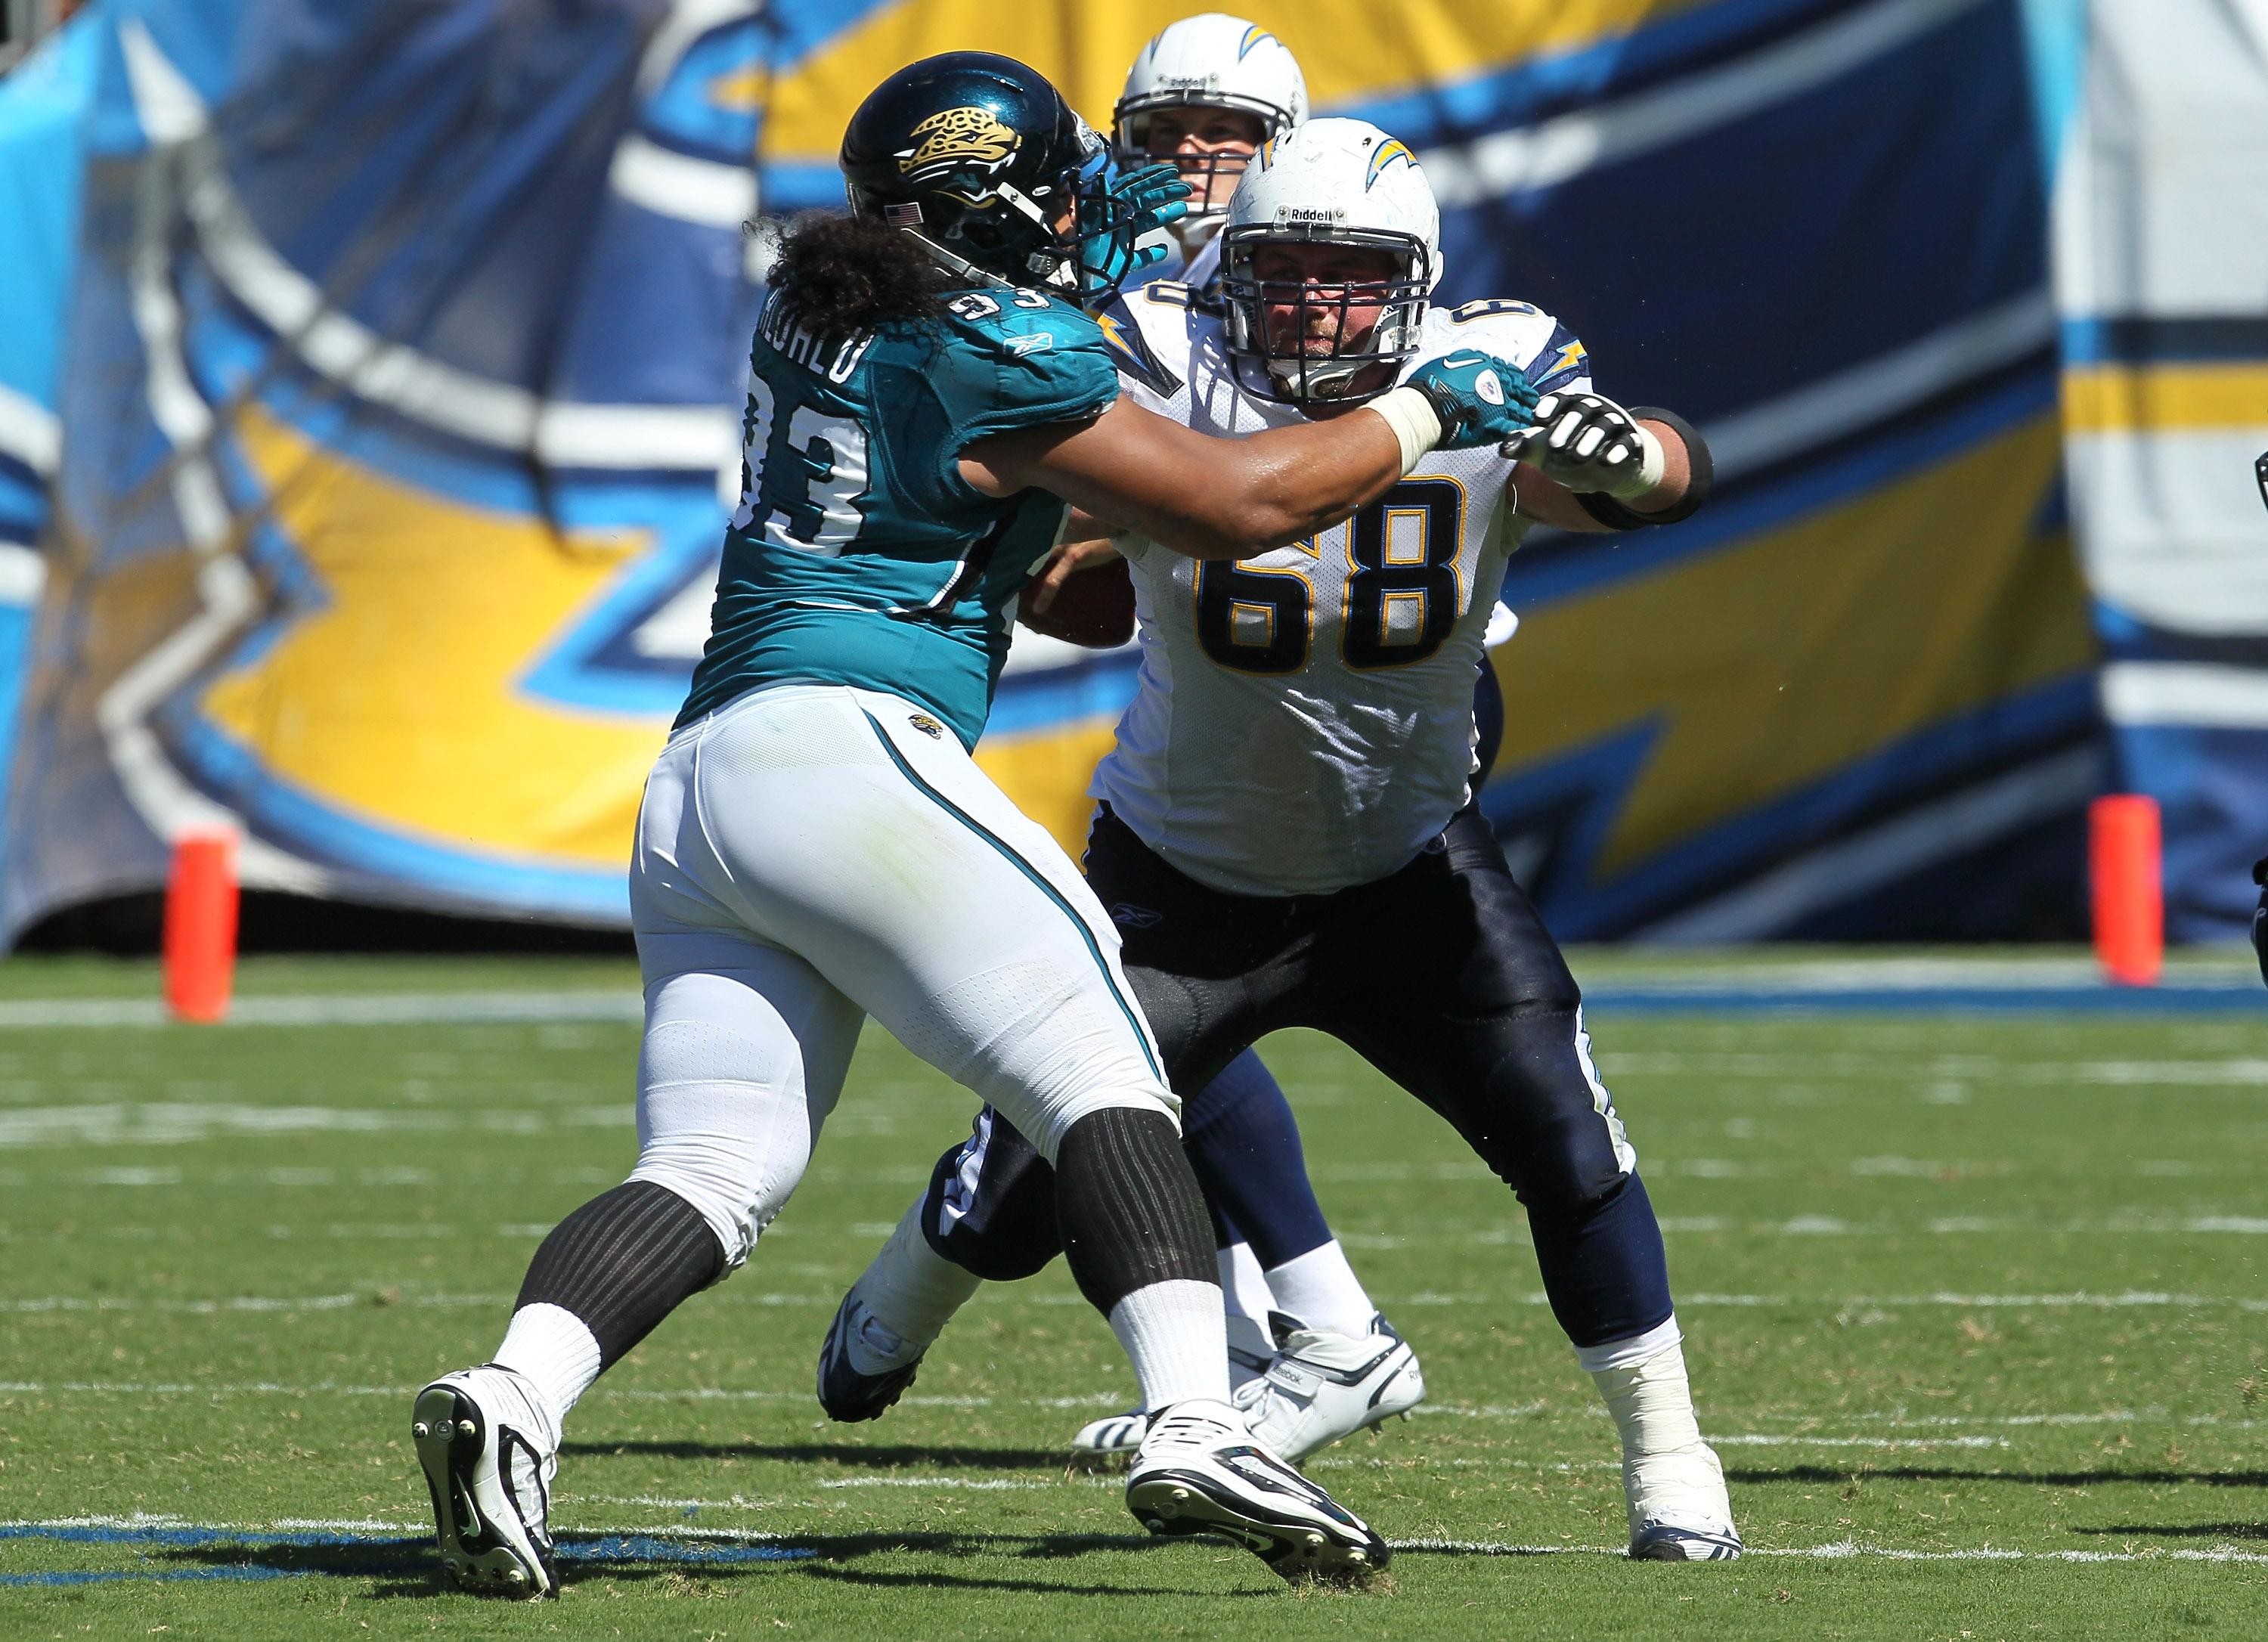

{"left": 897, "top": 227, "right": 1024, "bottom": 295}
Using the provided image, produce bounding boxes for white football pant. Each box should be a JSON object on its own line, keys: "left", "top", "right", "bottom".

{"left": 625, "top": 681, "right": 1177, "bottom": 1269}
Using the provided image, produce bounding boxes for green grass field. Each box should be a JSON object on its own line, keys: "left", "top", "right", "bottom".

{"left": 3, "top": 951, "right": 2266, "bottom": 1639}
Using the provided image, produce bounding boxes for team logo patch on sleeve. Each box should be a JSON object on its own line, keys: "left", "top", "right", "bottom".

{"left": 897, "top": 107, "right": 1021, "bottom": 183}
{"left": 1095, "top": 308, "right": 1183, "bottom": 395}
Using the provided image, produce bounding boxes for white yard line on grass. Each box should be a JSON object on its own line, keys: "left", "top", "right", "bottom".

{"left": 2, "top": 1378, "right": 2250, "bottom": 1437}
{"left": 0, "top": 993, "right": 643, "bottom": 1029}
{"left": 1395, "top": 1538, "right": 2268, "bottom": 1563}
{"left": 1383, "top": 1290, "right": 2268, "bottom": 1310}
{"left": 11, "top": 1517, "right": 2263, "bottom": 1565}
{"left": 14, "top": 1285, "right": 2256, "bottom": 1318}
{"left": 817, "top": 1478, "right": 1051, "bottom": 1491}
{"left": 559, "top": 1495, "right": 768, "bottom": 1510}
{"left": 0, "top": 1104, "right": 633, "bottom": 1148}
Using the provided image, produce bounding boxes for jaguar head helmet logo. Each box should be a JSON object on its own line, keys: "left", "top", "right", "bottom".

{"left": 897, "top": 106, "right": 1021, "bottom": 184}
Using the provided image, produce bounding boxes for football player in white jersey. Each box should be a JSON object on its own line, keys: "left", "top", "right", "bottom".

{"left": 826, "top": 116, "right": 1743, "bottom": 1563}
{"left": 1113, "top": 14, "right": 1306, "bottom": 293}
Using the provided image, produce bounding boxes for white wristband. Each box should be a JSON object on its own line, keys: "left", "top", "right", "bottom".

{"left": 1365, "top": 387, "right": 1442, "bottom": 478}
{"left": 1604, "top": 424, "right": 1668, "bottom": 498}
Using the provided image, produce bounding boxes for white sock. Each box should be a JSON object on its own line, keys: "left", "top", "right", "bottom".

{"left": 844, "top": 1201, "right": 982, "bottom": 1374}
{"left": 1263, "top": 1241, "right": 1375, "bottom": 1338}
{"left": 492, "top": 1302, "right": 601, "bottom": 1440}
{"left": 1108, "top": 1279, "right": 1231, "bottom": 1411}
{"left": 1217, "top": 1242, "right": 1277, "bottom": 1376}
{"left": 1574, "top": 1314, "right": 1682, "bottom": 1374}
{"left": 1584, "top": 1324, "right": 1732, "bottom": 1536}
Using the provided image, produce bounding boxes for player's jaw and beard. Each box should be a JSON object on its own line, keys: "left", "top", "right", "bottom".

{"left": 1264, "top": 298, "right": 1396, "bottom": 417}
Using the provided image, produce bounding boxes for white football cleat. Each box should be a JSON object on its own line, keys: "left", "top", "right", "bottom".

{"left": 1630, "top": 1517, "right": 1745, "bottom": 1560}
{"left": 1235, "top": 1312, "right": 1424, "bottom": 1463}
{"left": 413, "top": 1366, "right": 559, "bottom": 1598}
{"left": 1066, "top": 1328, "right": 1274, "bottom": 1467}
{"left": 1625, "top": 1439, "right": 1740, "bottom": 1560}
{"left": 1125, "top": 1399, "right": 1388, "bottom": 1585}
{"left": 1068, "top": 1406, "right": 1152, "bottom": 1466}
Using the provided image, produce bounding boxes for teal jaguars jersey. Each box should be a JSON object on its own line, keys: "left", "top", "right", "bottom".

{"left": 677, "top": 284, "right": 1123, "bottom": 748}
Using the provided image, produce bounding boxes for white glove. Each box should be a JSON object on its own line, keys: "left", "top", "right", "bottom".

{"left": 1502, "top": 390, "right": 1665, "bottom": 498}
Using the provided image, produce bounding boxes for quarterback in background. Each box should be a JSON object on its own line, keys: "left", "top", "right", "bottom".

{"left": 1112, "top": 14, "right": 1305, "bottom": 291}
{"left": 832, "top": 116, "right": 1744, "bottom": 1563}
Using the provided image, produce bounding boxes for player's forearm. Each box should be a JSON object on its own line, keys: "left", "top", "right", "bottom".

{"left": 1142, "top": 415, "right": 1406, "bottom": 559}
{"left": 965, "top": 393, "right": 1405, "bottom": 560}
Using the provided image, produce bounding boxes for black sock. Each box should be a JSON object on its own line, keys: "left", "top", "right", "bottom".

{"left": 514, "top": 1181, "right": 725, "bottom": 1368}
{"left": 1054, "top": 1107, "right": 1216, "bottom": 1317}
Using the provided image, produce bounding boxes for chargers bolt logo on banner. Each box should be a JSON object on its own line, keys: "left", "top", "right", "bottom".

{"left": 898, "top": 107, "right": 1019, "bottom": 181}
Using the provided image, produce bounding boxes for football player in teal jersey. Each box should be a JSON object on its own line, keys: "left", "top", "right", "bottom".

{"left": 411, "top": 51, "right": 1538, "bottom": 1597}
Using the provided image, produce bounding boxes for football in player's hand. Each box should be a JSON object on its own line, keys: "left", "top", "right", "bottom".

{"left": 1018, "top": 558, "right": 1136, "bottom": 648}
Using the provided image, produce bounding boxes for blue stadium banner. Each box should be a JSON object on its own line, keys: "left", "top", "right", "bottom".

{"left": 0, "top": 0, "right": 2104, "bottom": 943}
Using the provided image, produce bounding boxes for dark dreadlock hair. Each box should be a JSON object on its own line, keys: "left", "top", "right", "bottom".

{"left": 762, "top": 212, "right": 950, "bottom": 335}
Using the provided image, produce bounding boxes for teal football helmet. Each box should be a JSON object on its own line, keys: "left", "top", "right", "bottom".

{"left": 841, "top": 53, "right": 1097, "bottom": 290}
{"left": 841, "top": 52, "right": 1181, "bottom": 302}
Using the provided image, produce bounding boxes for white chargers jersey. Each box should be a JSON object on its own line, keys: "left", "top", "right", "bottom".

{"left": 1124, "top": 228, "right": 1224, "bottom": 302}
{"left": 1088, "top": 283, "right": 1594, "bottom": 897}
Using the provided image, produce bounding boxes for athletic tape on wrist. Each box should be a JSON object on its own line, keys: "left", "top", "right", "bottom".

{"left": 1365, "top": 387, "right": 1442, "bottom": 477}
{"left": 1576, "top": 407, "right": 1712, "bottom": 529}
{"left": 1605, "top": 425, "right": 1668, "bottom": 498}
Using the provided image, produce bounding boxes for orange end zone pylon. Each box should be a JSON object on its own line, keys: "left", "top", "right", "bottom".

{"left": 2089, "top": 795, "right": 2162, "bottom": 987}
{"left": 164, "top": 829, "right": 240, "bottom": 1023}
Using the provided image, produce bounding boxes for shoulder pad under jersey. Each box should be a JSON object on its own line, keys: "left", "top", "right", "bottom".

{"left": 1433, "top": 301, "right": 1590, "bottom": 398}
{"left": 922, "top": 286, "right": 1123, "bottom": 442}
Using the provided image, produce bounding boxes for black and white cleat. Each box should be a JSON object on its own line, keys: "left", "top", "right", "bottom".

{"left": 1126, "top": 1399, "right": 1389, "bottom": 1585}
{"left": 1067, "top": 1407, "right": 1151, "bottom": 1470}
{"left": 816, "top": 1290, "right": 924, "bottom": 1423}
{"left": 1629, "top": 1518, "right": 1745, "bottom": 1561}
{"left": 413, "top": 1368, "right": 559, "bottom": 1598}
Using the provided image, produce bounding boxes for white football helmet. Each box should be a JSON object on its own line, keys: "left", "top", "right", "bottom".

{"left": 1114, "top": 15, "right": 1307, "bottom": 250}
{"left": 1219, "top": 116, "right": 1442, "bottom": 406}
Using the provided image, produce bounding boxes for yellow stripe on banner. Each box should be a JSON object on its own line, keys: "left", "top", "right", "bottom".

{"left": 760, "top": 0, "right": 1711, "bottom": 165}
{"left": 2061, "top": 362, "right": 2268, "bottom": 433}
{"left": 974, "top": 714, "right": 1121, "bottom": 858}
{"left": 1492, "top": 412, "right": 2093, "bottom": 877}
{"left": 203, "top": 408, "right": 668, "bottom": 868}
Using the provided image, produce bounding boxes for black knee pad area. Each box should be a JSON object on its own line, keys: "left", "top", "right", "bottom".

{"left": 918, "top": 1115, "right": 1063, "bottom": 1283}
